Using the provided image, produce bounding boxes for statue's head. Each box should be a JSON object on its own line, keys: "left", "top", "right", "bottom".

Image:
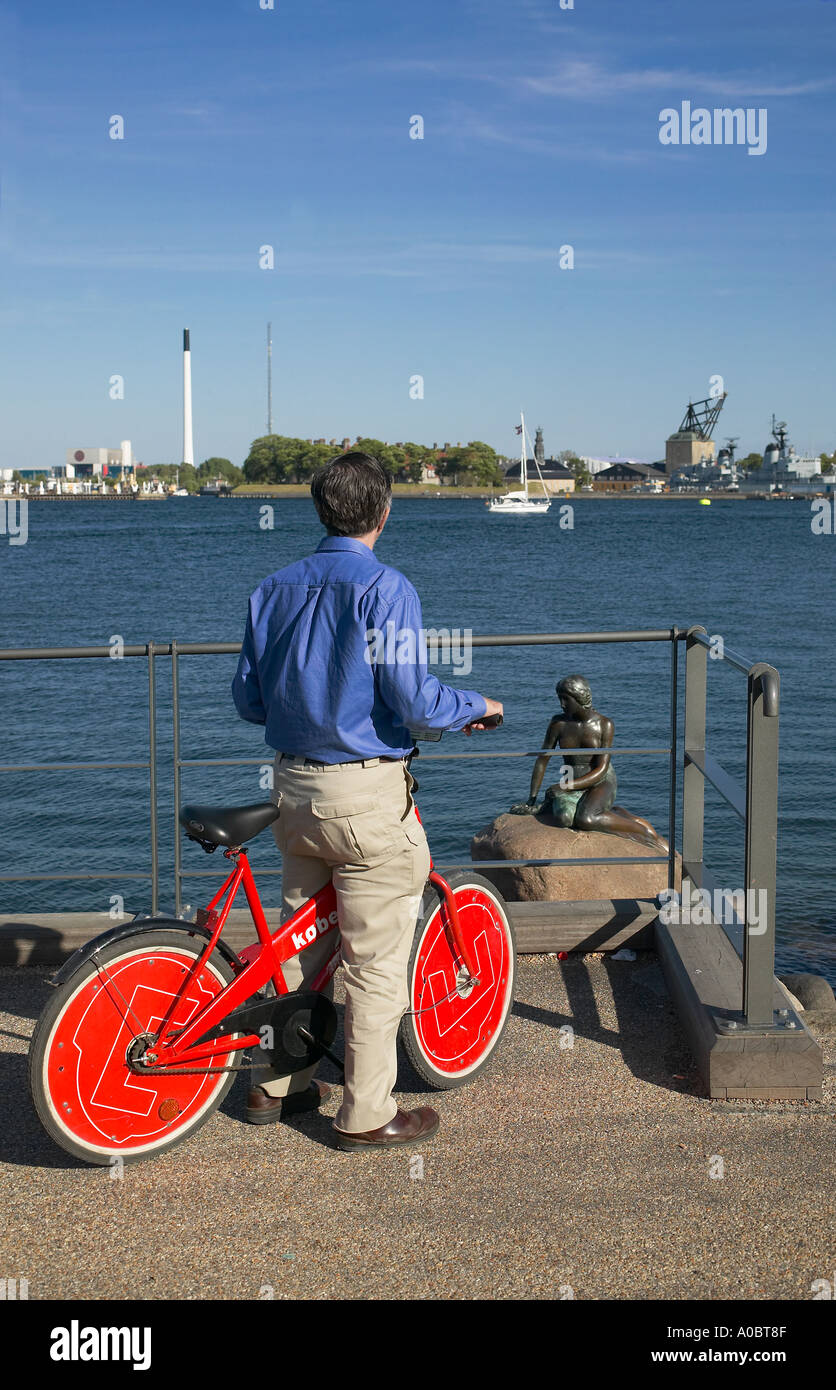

{"left": 556, "top": 674, "right": 592, "bottom": 715}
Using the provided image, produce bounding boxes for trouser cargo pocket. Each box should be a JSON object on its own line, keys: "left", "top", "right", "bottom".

{"left": 309, "top": 794, "right": 402, "bottom": 863}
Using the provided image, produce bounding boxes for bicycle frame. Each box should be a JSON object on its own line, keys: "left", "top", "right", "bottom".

{"left": 114, "top": 819, "right": 478, "bottom": 1076}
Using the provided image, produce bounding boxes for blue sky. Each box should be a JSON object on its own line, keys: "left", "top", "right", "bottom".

{"left": 1, "top": 0, "right": 834, "bottom": 469}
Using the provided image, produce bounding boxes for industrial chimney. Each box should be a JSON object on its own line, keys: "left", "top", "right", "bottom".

{"left": 182, "top": 329, "right": 194, "bottom": 467}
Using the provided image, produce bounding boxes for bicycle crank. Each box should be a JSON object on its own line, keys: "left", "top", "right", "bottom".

{"left": 190, "top": 991, "right": 341, "bottom": 1076}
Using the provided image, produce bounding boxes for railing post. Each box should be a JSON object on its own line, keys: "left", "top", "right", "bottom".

{"left": 147, "top": 642, "right": 159, "bottom": 916}
{"left": 682, "top": 627, "right": 707, "bottom": 907}
{"left": 743, "top": 663, "right": 780, "bottom": 1027}
{"left": 172, "top": 640, "right": 182, "bottom": 917}
{"left": 667, "top": 629, "right": 680, "bottom": 892}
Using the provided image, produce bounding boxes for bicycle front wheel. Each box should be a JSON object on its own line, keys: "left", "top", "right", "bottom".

{"left": 399, "top": 870, "right": 516, "bottom": 1089}
{"left": 29, "top": 928, "right": 240, "bottom": 1166}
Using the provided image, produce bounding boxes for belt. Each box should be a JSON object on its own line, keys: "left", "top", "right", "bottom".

{"left": 277, "top": 753, "right": 403, "bottom": 770}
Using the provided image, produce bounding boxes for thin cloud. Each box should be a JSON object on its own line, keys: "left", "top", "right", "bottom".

{"left": 376, "top": 54, "right": 835, "bottom": 102}
{"left": 11, "top": 238, "right": 663, "bottom": 279}
{"left": 524, "top": 59, "right": 836, "bottom": 100}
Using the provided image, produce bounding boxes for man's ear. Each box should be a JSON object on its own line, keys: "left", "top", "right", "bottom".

{"left": 377, "top": 505, "right": 391, "bottom": 534}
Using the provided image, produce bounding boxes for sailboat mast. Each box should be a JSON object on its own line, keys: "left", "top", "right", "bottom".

{"left": 520, "top": 411, "right": 527, "bottom": 498}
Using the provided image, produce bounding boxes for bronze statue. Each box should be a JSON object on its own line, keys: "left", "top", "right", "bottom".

{"left": 510, "top": 675, "right": 668, "bottom": 852}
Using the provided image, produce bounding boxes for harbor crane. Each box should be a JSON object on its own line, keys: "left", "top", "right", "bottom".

{"left": 676, "top": 393, "right": 728, "bottom": 440}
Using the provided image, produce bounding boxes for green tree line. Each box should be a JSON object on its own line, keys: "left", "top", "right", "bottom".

{"left": 144, "top": 458, "right": 243, "bottom": 492}
{"left": 241, "top": 436, "right": 504, "bottom": 487}
{"left": 137, "top": 440, "right": 836, "bottom": 494}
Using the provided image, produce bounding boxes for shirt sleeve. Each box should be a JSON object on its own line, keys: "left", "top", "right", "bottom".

{"left": 370, "top": 589, "right": 487, "bottom": 733}
{"left": 231, "top": 603, "right": 267, "bottom": 726}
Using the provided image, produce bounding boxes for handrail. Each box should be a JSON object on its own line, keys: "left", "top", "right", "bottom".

{"left": 0, "top": 624, "right": 781, "bottom": 1035}
{"left": 688, "top": 631, "right": 780, "bottom": 716}
{"left": 0, "top": 632, "right": 686, "bottom": 661}
{"left": 680, "top": 629, "right": 780, "bottom": 1028}
{"left": 178, "top": 746, "right": 672, "bottom": 767}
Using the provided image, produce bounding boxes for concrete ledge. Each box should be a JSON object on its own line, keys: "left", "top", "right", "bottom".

{"left": 655, "top": 914, "right": 823, "bottom": 1100}
{"left": 505, "top": 899, "right": 657, "bottom": 952}
{"left": 0, "top": 899, "right": 660, "bottom": 965}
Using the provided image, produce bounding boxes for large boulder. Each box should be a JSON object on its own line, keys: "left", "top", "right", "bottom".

{"left": 778, "top": 973, "right": 836, "bottom": 1015}
{"left": 470, "top": 813, "right": 679, "bottom": 903}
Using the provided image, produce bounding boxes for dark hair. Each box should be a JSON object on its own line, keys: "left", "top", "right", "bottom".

{"left": 556, "top": 674, "right": 592, "bottom": 709}
{"left": 310, "top": 452, "right": 392, "bottom": 536}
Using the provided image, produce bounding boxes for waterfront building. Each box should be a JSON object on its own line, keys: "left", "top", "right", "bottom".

{"left": 501, "top": 458, "right": 575, "bottom": 495}
{"left": 592, "top": 462, "right": 668, "bottom": 492}
{"left": 10, "top": 465, "right": 53, "bottom": 481}
{"left": 503, "top": 428, "right": 575, "bottom": 495}
{"left": 65, "top": 442, "right": 135, "bottom": 477}
{"left": 665, "top": 432, "right": 718, "bottom": 475}
{"left": 580, "top": 454, "right": 652, "bottom": 476}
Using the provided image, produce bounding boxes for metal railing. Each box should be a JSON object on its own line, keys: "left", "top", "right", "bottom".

{"left": 680, "top": 627, "right": 780, "bottom": 1031}
{"left": 0, "top": 626, "right": 780, "bottom": 1031}
{"left": 0, "top": 642, "right": 161, "bottom": 903}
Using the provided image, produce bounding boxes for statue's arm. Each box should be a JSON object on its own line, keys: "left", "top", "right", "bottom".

{"left": 568, "top": 716, "right": 613, "bottom": 790}
{"left": 527, "top": 717, "right": 562, "bottom": 802}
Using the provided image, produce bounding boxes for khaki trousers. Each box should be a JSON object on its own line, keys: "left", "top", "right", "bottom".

{"left": 251, "top": 753, "right": 431, "bottom": 1134}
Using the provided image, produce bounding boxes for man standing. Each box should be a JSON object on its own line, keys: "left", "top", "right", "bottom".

{"left": 232, "top": 452, "right": 502, "bottom": 1151}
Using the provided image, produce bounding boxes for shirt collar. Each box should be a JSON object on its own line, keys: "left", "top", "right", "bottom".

{"left": 316, "top": 536, "right": 375, "bottom": 557}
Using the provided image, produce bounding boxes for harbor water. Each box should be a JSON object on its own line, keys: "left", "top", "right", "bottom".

{"left": 1, "top": 495, "right": 833, "bottom": 983}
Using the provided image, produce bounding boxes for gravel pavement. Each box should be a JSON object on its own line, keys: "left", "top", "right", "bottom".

{"left": 1, "top": 955, "right": 834, "bottom": 1301}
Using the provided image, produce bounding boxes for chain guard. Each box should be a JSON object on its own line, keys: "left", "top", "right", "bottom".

{"left": 191, "top": 991, "right": 338, "bottom": 1075}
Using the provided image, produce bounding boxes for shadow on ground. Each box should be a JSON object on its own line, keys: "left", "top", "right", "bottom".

{"left": 0, "top": 952, "right": 697, "bottom": 1168}
{"left": 509, "top": 953, "right": 697, "bottom": 1096}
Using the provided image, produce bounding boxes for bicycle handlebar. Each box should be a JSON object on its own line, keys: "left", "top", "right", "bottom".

{"left": 408, "top": 712, "right": 503, "bottom": 744}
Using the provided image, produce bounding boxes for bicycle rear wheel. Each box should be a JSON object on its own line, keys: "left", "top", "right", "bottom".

{"left": 29, "top": 928, "right": 240, "bottom": 1166}
{"left": 399, "top": 870, "right": 516, "bottom": 1089}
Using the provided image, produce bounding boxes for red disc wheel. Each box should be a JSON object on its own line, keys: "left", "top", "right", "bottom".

{"left": 399, "top": 871, "right": 516, "bottom": 1088}
{"left": 29, "top": 929, "right": 240, "bottom": 1165}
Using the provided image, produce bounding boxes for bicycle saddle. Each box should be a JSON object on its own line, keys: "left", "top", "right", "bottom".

{"left": 180, "top": 802, "right": 280, "bottom": 849}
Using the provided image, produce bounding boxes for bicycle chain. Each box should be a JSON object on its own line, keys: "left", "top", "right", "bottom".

{"left": 132, "top": 1056, "right": 255, "bottom": 1077}
{"left": 136, "top": 978, "right": 477, "bottom": 1072}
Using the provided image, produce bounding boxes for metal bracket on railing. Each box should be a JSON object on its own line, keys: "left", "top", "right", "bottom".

{"left": 714, "top": 1007, "right": 801, "bottom": 1037}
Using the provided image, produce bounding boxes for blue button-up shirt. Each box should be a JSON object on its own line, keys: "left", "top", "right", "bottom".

{"left": 231, "top": 536, "right": 487, "bottom": 761}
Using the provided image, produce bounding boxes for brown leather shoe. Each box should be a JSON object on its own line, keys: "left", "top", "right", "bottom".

{"left": 335, "top": 1106, "right": 439, "bottom": 1151}
{"left": 247, "top": 1080, "right": 331, "bottom": 1125}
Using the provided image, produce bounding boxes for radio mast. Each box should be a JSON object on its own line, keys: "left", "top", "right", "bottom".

{"left": 267, "top": 322, "right": 273, "bottom": 435}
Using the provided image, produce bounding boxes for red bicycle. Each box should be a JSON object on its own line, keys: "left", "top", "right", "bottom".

{"left": 29, "top": 739, "right": 516, "bottom": 1165}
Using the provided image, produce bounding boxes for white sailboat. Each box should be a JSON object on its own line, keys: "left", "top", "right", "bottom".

{"left": 489, "top": 413, "right": 551, "bottom": 514}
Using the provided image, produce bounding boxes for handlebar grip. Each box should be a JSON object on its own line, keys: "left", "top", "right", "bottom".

{"left": 478, "top": 712, "right": 503, "bottom": 728}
